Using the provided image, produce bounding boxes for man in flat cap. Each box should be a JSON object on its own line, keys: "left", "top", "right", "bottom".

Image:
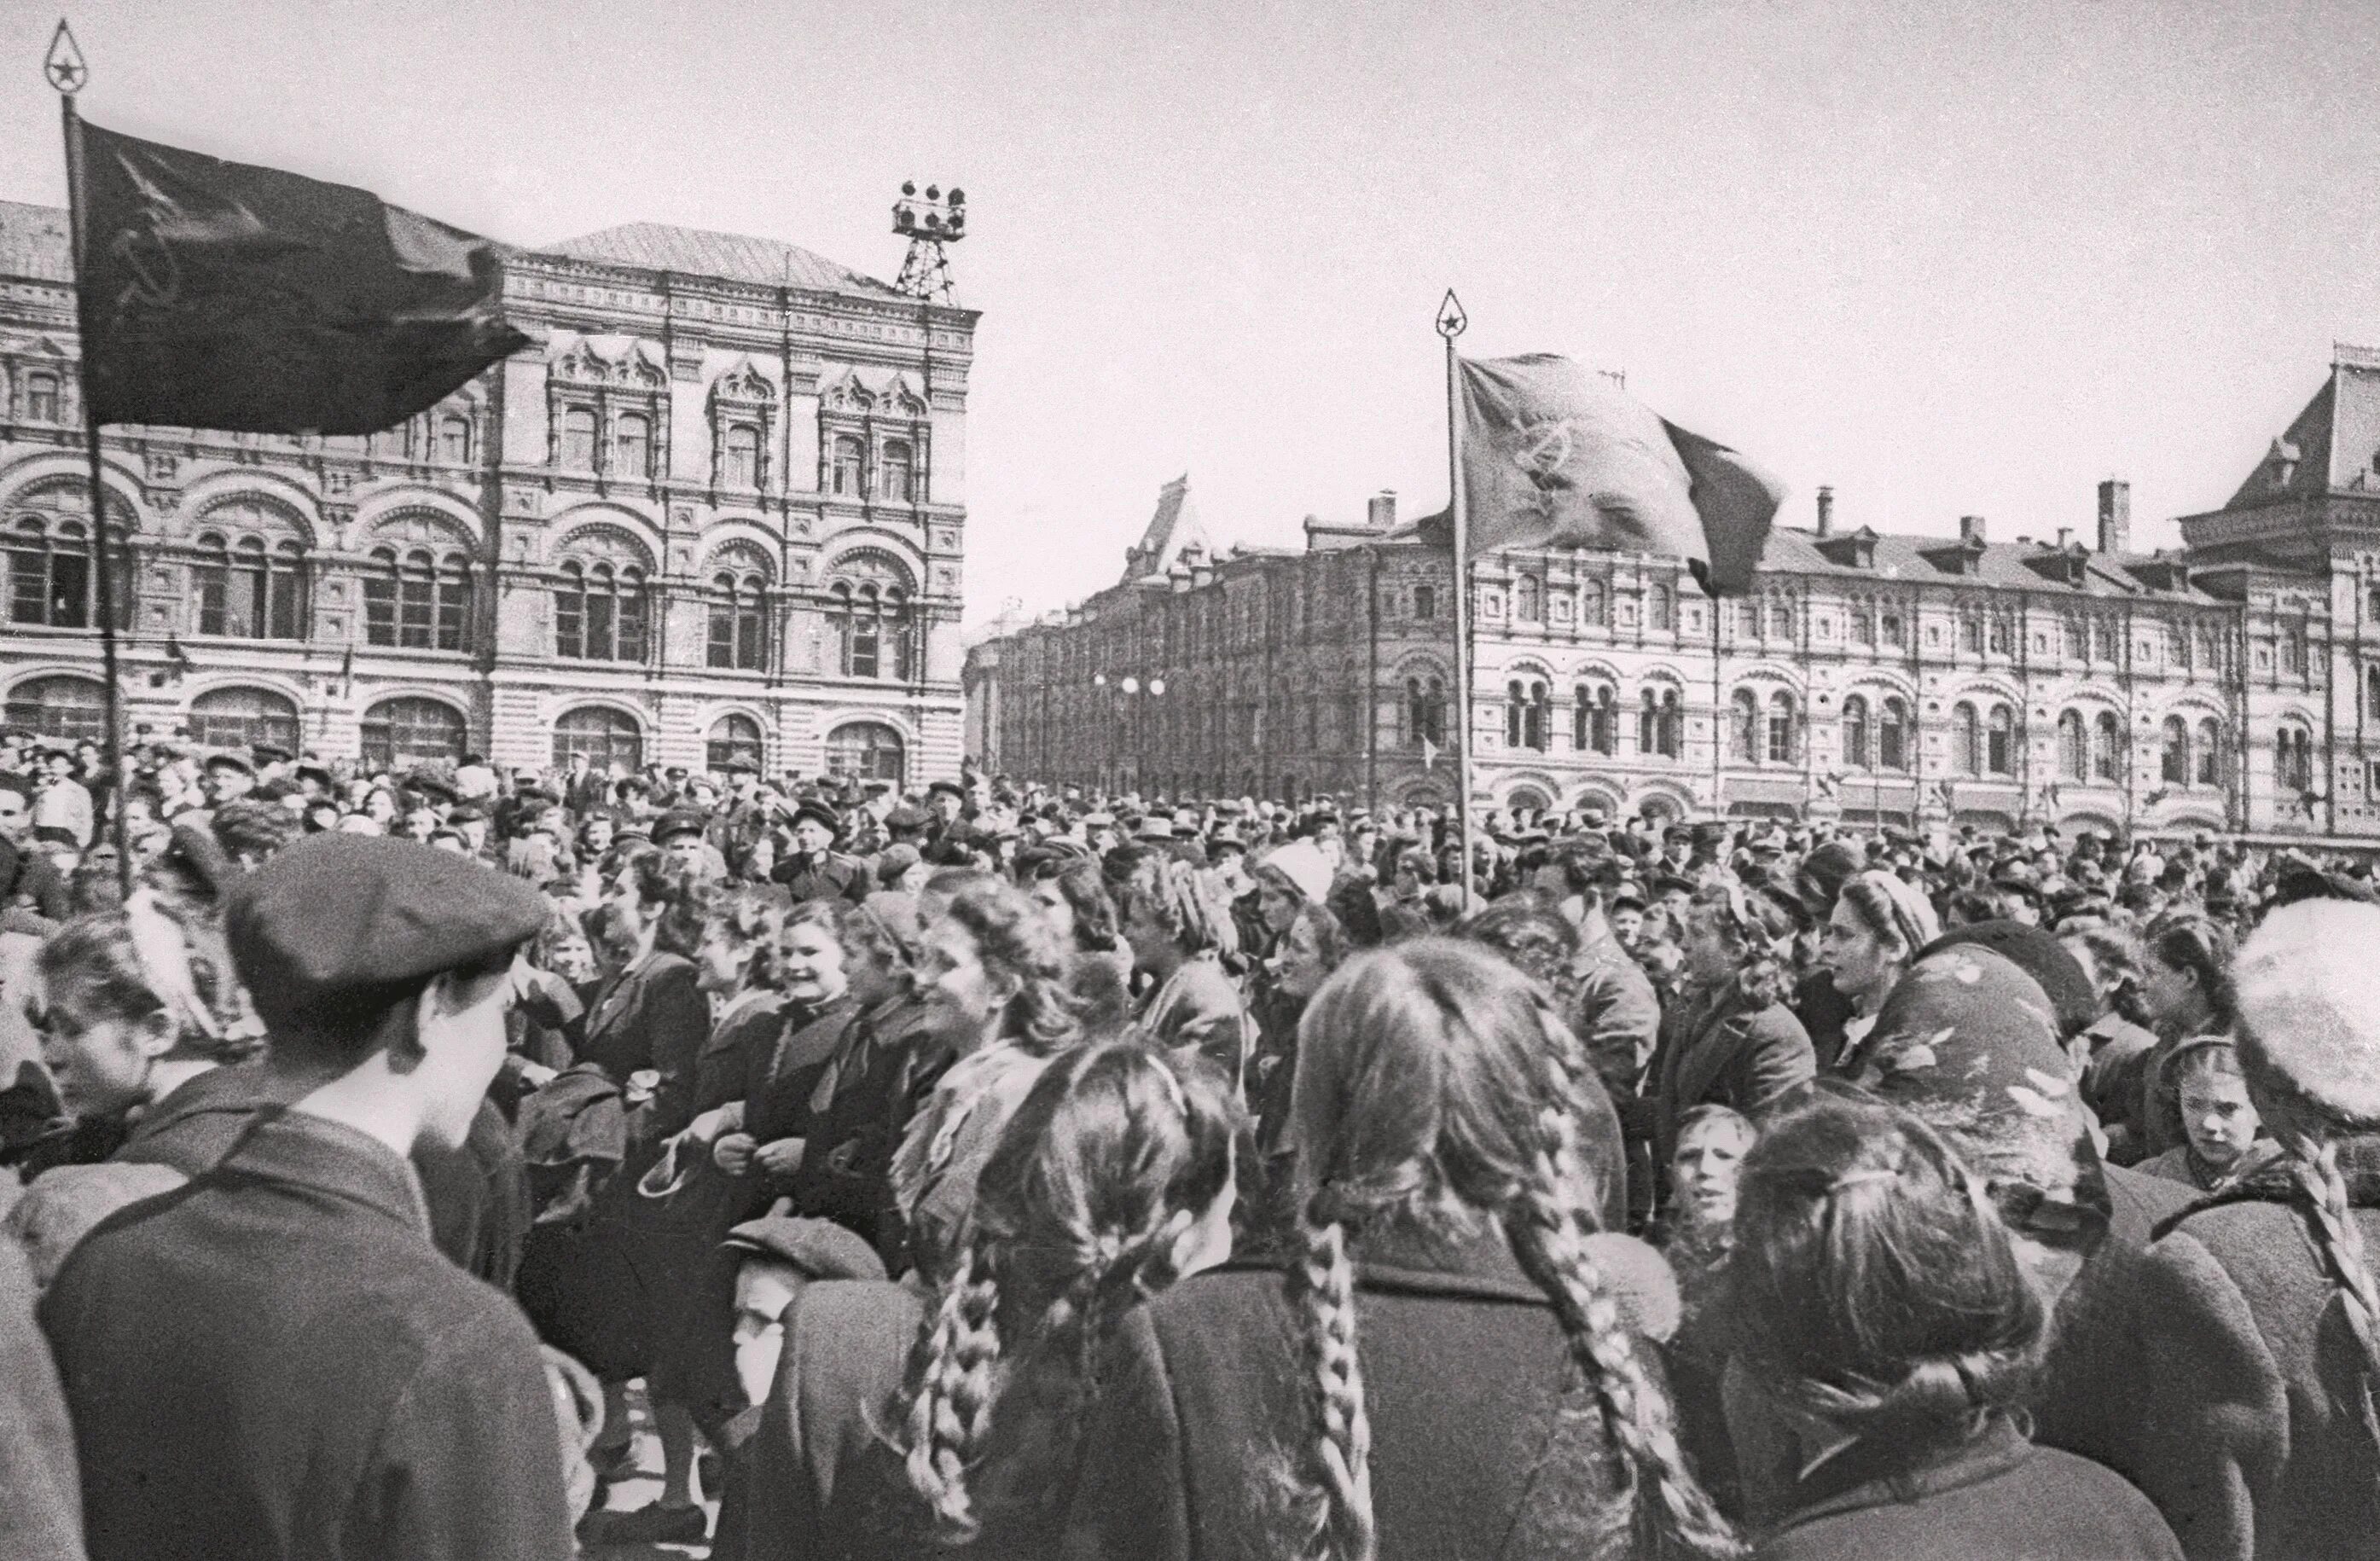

{"left": 39, "top": 835, "right": 572, "bottom": 1561}
{"left": 770, "top": 798, "right": 868, "bottom": 905}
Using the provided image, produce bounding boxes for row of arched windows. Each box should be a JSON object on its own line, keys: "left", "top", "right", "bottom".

{"left": 1492, "top": 574, "right": 1676, "bottom": 631}
{"left": 1492, "top": 679, "right": 1684, "bottom": 758}
{"left": 1728, "top": 689, "right": 1799, "bottom": 765}
{"left": 1839, "top": 693, "right": 1911, "bottom": 771}
{"left": 827, "top": 435, "right": 919, "bottom": 502}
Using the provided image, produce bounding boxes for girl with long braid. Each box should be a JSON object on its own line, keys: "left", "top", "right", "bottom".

{"left": 1064, "top": 937, "right": 1736, "bottom": 1561}
{"left": 2089, "top": 897, "right": 2380, "bottom": 1560}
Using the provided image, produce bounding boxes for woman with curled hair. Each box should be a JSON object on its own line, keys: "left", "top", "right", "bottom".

{"left": 2081, "top": 898, "right": 2380, "bottom": 1560}
{"left": 1117, "top": 858, "right": 1251, "bottom": 1088}
{"left": 893, "top": 878, "right": 1082, "bottom": 1277}
{"left": 1064, "top": 939, "right": 1728, "bottom": 1561}
{"left": 1642, "top": 882, "right": 1816, "bottom": 1176}
{"left": 1727, "top": 1094, "right": 2179, "bottom": 1561}
{"left": 1815, "top": 870, "right": 1939, "bottom": 1067}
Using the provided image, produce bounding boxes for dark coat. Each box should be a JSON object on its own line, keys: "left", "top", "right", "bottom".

{"left": 39, "top": 1110, "right": 572, "bottom": 1561}
{"left": 1756, "top": 1415, "right": 2179, "bottom": 1561}
{"left": 0, "top": 1236, "right": 79, "bottom": 1561}
{"left": 578, "top": 951, "right": 711, "bottom": 1148}
{"left": 742, "top": 1278, "right": 923, "bottom": 1561}
{"left": 1136, "top": 953, "right": 1250, "bottom": 1087}
{"left": 1651, "top": 978, "right": 1816, "bottom": 1165}
{"left": 1059, "top": 1228, "right": 1656, "bottom": 1561}
{"left": 772, "top": 852, "right": 871, "bottom": 907}
{"left": 1570, "top": 921, "right": 1663, "bottom": 1104}
{"left": 781, "top": 995, "right": 950, "bottom": 1262}
{"left": 2052, "top": 1140, "right": 2380, "bottom": 1561}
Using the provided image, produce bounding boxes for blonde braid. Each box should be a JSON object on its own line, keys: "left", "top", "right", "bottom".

{"left": 1504, "top": 1104, "right": 1745, "bottom": 1561}
{"left": 1285, "top": 1205, "right": 1375, "bottom": 1561}
{"left": 2286, "top": 1134, "right": 2380, "bottom": 1382}
{"left": 899, "top": 1237, "right": 1005, "bottom": 1543}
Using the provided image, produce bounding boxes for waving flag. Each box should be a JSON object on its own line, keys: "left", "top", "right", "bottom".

{"left": 67, "top": 116, "right": 528, "bottom": 433}
{"left": 1458, "top": 354, "right": 1784, "bottom": 595}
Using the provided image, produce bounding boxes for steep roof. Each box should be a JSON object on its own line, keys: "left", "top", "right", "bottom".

{"left": 538, "top": 221, "right": 897, "bottom": 297}
{"left": 2226, "top": 343, "right": 2380, "bottom": 508}
{"left": 1122, "top": 475, "right": 1215, "bottom": 583}
{"left": 0, "top": 201, "right": 74, "bottom": 283}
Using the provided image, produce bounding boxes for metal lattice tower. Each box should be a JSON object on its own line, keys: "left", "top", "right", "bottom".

{"left": 891, "top": 183, "right": 965, "bottom": 301}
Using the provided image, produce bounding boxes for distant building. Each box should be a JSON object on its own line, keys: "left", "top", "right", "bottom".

{"left": 967, "top": 346, "right": 2380, "bottom": 841}
{"left": 0, "top": 200, "right": 976, "bottom": 786}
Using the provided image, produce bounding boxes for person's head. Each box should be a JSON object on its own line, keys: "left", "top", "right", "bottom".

{"left": 0, "top": 775, "right": 32, "bottom": 843}
{"left": 2140, "top": 915, "right": 2237, "bottom": 1038}
{"left": 1821, "top": 870, "right": 1941, "bottom": 1013}
{"left": 2056, "top": 921, "right": 2142, "bottom": 1016}
{"left": 203, "top": 757, "right": 254, "bottom": 802}
{"left": 661, "top": 827, "right": 709, "bottom": 878}
{"left": 897, "top": 1040, "right": 1243, "bottom": 1541}
{"left": 844, "top": 894, "right": 923, "bottom": 1009}
{"left": 918, "top": 879, "right": 1077, "bottom": 1053}
{"left": 696, "top": 893, "right": 782, "bottom": 999}
{"left": 1248, "top": 861, "right": 1307, "bottom": 936}
{"left": 1029, "top": 856, "right": 1119, "bottom": 955}
{"left": 578, "top": 814, "right": 614, "bottom": 856}
{"left": 1607, "top": 892, "right": 1646, "bottom": 947}
{"left": 2171, "top": 1038, "right": 2260, "bottom": 1172}
{"left": 1111, "top": 858, "right": 1230, "bottom": 976}
{"left": 778, "top": 900, "right": 855, "bottom": 1008}
{"left": 224, "top": 836, "right": 543, "bottom": 1150}
{"left": 1455, "top": 895, "right": 1581, "bottom": 994}
{"left": 1669, "top": 1105, "right": 1756, "bottom": 1231}
{"left": 604, "top": 851, "right": 711, "bottom": 962}
{"left": 34, "top": 895, "right": 241, "bottom": 1120}
{"left": 1273, "top": 900, "right": 1347, "bottom": 1003}
{"left": 1284, "top": 941, "right": 1737, "bottom": 1560}
{"left": 1684, "top": 881, "right": 1799, "bottom": 1005}
{"left": 1730, "top": 1094, "right": 2045, "bottom": 1455}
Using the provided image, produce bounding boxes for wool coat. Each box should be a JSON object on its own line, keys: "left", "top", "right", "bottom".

{"left": 38, "top": 1109, "right": 572, "bottom": 1561}
{"left": 1650, "top": 978, "right": 1816, "bottom": 1166}
{"left": 1059, "top": 1227, "right": 1664, "bottom": 1561}
{"left": 2050, "top": 1139, "right": 2380, "bottom": 1561}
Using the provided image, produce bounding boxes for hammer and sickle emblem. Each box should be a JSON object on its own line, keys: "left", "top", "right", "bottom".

{"left": 109, "top": 211, "right": 183, "bottom": 316}
{"left": 1516, "top": 420, "right": 1575, "bottom": 497}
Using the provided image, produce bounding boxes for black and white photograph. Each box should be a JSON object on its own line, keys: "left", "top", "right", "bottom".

{"left": 0, "top": 3, "right": 2376, "bottom": 1558}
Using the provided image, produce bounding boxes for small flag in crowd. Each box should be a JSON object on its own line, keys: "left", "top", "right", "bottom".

{"left": 1458, "top": 354, "right": 1785, "bottom": 595}
{"left": 1422, "top": 736, "right": 1440, "bottom": 772}
{"left": 67, "top": 116, "right": 529, "bottom": 434}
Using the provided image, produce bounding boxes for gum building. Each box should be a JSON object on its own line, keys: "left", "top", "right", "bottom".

{"left": 968, "top": 346, "right": 2380, "bottom": 843}
{"left": 0, "top": 200, "right": 975, "bottom": 786}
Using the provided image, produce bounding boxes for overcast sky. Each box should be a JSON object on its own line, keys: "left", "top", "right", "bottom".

{"left": 3, "top": 1, "right": 2375, "bottom": 625}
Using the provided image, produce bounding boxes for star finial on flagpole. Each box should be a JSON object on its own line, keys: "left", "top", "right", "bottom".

{"left": 1436, "top": 289, "right": 1467, "bottom": 339}
{"left": 44, "top": 20, "right": 87, "bottom": 95}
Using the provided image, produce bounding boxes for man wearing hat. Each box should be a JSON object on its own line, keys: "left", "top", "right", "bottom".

{"left": 39, "top": 836, "right": 572, "bottom": 1561}
{"left": 653, "top": 808, "right": 727, "bottom": 881}
{"left": 771, "top": 799, "right": 868, "bottom": 905}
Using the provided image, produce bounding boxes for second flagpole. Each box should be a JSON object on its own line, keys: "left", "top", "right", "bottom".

{"left": 1437, "top": 291, "right": 1473, "bottom": 908}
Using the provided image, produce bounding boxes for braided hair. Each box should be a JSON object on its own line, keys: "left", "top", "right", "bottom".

{"left": 895, "top": 1039, "right": 1242, "bottom": 1543}
{"left": 1282, "top": 940, "right": 1741, "bottom": 1561}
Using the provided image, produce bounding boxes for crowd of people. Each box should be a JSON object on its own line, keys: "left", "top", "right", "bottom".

{"left": 6, "top": 728, "right": 2380, "bottom": 1559}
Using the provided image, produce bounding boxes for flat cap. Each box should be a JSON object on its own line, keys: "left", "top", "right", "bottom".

{"left": 226, "top": 834, "right": 548, "bottom": 1029}
{"left": 652, "top": 809, "right": 708, "bottom": 844}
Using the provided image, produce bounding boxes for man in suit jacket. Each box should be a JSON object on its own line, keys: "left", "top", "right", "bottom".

{"left": 39, "top": 836, "right": 571, "bottom": 1561}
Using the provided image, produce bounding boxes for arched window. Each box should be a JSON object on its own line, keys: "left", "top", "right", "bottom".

{"left": 3, "top": 675, "right": 105, "bottom": 741}
{"left": 832, "top": 435, "right": 865, "bottom": 496}
{"left": 1505, "top": 679, "right": 1549, "bottom": 751}
{"left": 437, "top": 415, "right": 471, "bottom": 464}
{"left": 1960, "top": 609, "right": 1983, "bottom": 654}
{"left": 553, "top": 705, "right": 642, "bottom": 772}
{"left": 825, "top": 721, "right": 905, "bottom": 783}
{"left": 9, "top": 516, "right": 88, "bottom": 629}
{"left": 193, "top": 528, "right": 307, "bottom": 641}
{"left": 723, "top": 423, "right": 761, "bottom": 488}
{"left": 1638, "top": 687, "right": 1682, "bottom": 759}
{"left": 2058, "top": 710, "right": 2087, "bottom": 780}
{"left": 1842, "top": 694, "right": 1870, "bottom": 769}
{"left": 2092, "top": 711, "right": 2124, "bottom": 782}
{"left": 2196, "top": 717, "right": 2223, "bottom": 787}
{"left": 363, "top": 547, "right": 473, "bottom": 652}
{"left": 1767, "top": 691, "right": 1797, "bottom": 764}
{"left": 880, "top": 440, "right": 914, "bottom": 502}
{"left": 613, "top": 413, "right": 652, "bottom": 479}
{"left": 1881, "top": 608, "right": 1906, "bottom": 647}
{"left": 2281, "top": 623, "right": 2307, "bottom": 676}
{"left": 554, "top": 560, "right": 649, "bottom": 662}
{"left": 1728, "top": 689, "right": 1758, "bottom": 763}
{"left": 1515, "top": 574, "right": 1542, "bottom": 623}
{"left": 1412, "top": 583, "right": 1437, "bottom": 621}
{"left": 1579, "top": 579, "right": 1605, "bottom": 627}
{"left": 1574, "top": 683, "right": 1616, "bottom": 756}
{"left": 1737, "top": 600, "right": 1762, "bottom": 639}
{"left": 1769, "top": 596, "right": 1795, "bottom": 640}
{"left": 2161, "top": 716, "right": 2190, "bottom": 786}
{"left": 360, "top": 697, "right": 467, "bottom": 770}
{"left": 2276, "top": 725, "right": 2314, "bottom": 793}
{"left": 1986, "top": 704, "right": 2015, "bottom": 775}
{"left": 24, "top": 372, "right": 59, "bottom": 423}
{"left": 1878, "top": 697, "right": 1909, "bottom": 770}
{"left": 1405, "top": 676, "right": 1445, "bottom": 747}
{"left": 827, "top": 560, "right": 914, "bottom": 680}
{"left": 707, "top": 572, "right": 769, "bottom": 670}
{"left": 1951, "top": 702, "right": 1980, "bottom": 776}
{"left": 189, "top": 687, "right": 299, "bottom": 751}
{"left": 706, "top": 713, "right": 765, "bottom": 774}
{"left": 1650, "top": 583, "right": 1673, "bottom": 631}
{"left": 561, "top": 407, "right": 598, "bottom": 471}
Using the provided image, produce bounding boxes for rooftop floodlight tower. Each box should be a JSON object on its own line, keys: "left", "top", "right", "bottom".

{"left": 891, "top": 182, "right": 965, "bottom": 301}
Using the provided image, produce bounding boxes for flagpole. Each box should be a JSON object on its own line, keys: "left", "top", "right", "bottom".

{"left": 1437, "top": 291, "right": 1473, "bottom": 907}
{"left": 49, "top": 24, "right": 131, "bottom": 898}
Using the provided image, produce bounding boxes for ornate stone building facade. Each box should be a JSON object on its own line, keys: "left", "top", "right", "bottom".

{"left": 0, "top": 201, "right": 975, "bottom": 786}
{"left": 970, "top": 347, "right": 2380, "bottom": 843}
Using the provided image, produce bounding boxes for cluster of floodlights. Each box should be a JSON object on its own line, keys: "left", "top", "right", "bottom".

{"left": 1093, "top": 674, "right": 1166, "bottom": 695}
{"left": 892, "top": 183, "right": 967, "bottom": 240}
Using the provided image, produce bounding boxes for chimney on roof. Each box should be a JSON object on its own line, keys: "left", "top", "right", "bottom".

{"left": 1367, "top": 490, "right": 1397, "bottom": 531}
{"left": 1959, "top": 515, "right": 1986, "bottom": 546}
{"left": 2057, "top": 526, "right": 2073, "bottom": 549}
{"left": 1815, "top": 485, "right": 1835, "bottom": 537}
{"left": 2097, "top": 479, "right": 2131, "bottom": 555}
